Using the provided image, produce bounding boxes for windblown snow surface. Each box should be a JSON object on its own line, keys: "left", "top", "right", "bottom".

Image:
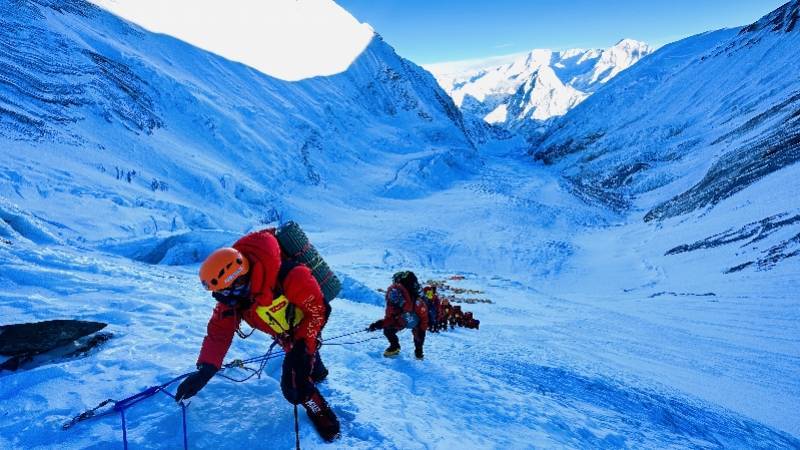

{"left": 1, "top": 1, "right": 799, "bottom": 449}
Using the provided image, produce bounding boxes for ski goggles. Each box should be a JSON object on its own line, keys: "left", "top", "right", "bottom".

{"left": 216, "top": 274, "right": 250, "bottom": 298}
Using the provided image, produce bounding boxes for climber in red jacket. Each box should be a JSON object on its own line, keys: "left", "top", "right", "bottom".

{"left": 367, "top": 271, "right": 429, "bottom": 359}
{"left": 174, "top": 229, "right": 339, "bottom": 442}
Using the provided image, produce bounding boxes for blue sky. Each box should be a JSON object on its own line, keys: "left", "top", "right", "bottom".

{"left": 336, "top": 0, "right": 787, "bottom": 64}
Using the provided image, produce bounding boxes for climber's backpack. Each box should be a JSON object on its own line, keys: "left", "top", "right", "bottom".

{"left": 269, "top": 221, "right": 341, "bottom": 303}
{"left": 386, "top": 283, "right": 421, "bottom": 329}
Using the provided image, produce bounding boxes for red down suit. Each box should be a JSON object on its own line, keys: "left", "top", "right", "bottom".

{"left": 197, "top": 229, "right": 327, "bottom": 369}
{"left": 383, "top": 283, "right": 429, "bottom": 331}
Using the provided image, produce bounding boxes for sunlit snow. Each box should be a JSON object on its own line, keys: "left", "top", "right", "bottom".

{"left": 88, "top": 0, "right": 374, "bottom": 80}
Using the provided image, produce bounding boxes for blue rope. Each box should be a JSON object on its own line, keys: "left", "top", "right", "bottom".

{"left": 180, "top": 401, "right": 189, "bottom": 450}
{"left": 112, "top": 377, "right": 191, "bottom": 450}
{"left": 120, "top": 409, "right": 127, "bottom": 450}
{"left": 217, "top": 341, "right": 280, "bottom": 383}
{"left": 65, "top": 326, "right": 374, "bottom": 447}
{"left": 320, "top": 336, "right": 384, "bottom": 346}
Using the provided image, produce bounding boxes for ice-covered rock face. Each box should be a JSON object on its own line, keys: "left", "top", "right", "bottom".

{"left": 0, "top": 0, "right": 476, "bottom": 245}
{"left": 532, "top": 2, "right": 800, "bottom": 224}
{"left": 426, "top": 40, "right": 653, "bottom": 134}
{"left": 505, "top": 66, "right": 587, "bottom": 123}
{"left": 740, "top": 0, "right": 799, "bottom": 34}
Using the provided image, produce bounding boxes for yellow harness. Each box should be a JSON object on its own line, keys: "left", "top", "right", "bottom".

{"left": 255, "top": 295, "right": 304, "bottom": 334}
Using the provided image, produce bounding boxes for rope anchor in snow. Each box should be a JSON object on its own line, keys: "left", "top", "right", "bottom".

{"left": 62, "top": 398, "right": 114, "bottom": 430}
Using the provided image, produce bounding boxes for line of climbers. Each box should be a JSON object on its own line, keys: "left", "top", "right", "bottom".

{"left": 175, "top": 224, "right": 481, "bottom": 444}
{"left": 368, "top": 271, "right": 480, "bottom": 359}
{"left": 425, "top": 285, "right": 481, "bottom": 332}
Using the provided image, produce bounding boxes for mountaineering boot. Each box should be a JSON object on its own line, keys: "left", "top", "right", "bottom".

{"left": 383, "top": 345, "right": 401, "bottom": 358}
{"left": 302, "top": 390, "right": 340, "bottom": 442}
{"left": 310, "top": 354, "right": 329, "bottom": 384}
{"left": 414, "top": 346, "right": 424, "bottom": 360}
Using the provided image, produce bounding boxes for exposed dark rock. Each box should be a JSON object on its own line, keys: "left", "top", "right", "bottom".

{"left": 299, "top": 133, "right": 323, "bottom": 186}
{"left": 664, "top": 212, "right": 800, "bottom": 273}
{"left": 646, "top": 125, "right": 800, "bottom": 222}
{"left": 532, "top": 131, "right": 605, "bottom": 165}
{"left": 740, "top": 0, "right": 800, "bottom": 34}
{"left": 711, "top": 91, "right": 800, "bottom": 145}
{"left": 0, "top": 1, "right": 162, "bottom": 141}
{"left": 563, "top": 176, "right": 630, "bottom": 211}
{"left": 648, "top": 292, "right": 716, "bottom": 298}
{"left": 0, "top": 319, "right": 107, "bottom": 356}
{"left": 68, "top": 331, "right": 113, "bottom": 357}
{"left": 600, "top": 162, "right": 651, "bottom": 189}
{"left": 665, "top": 213, "right": 800, "bottom": 255}
{"left": 726, "top": 231, "right": 800, "bottom": 273}
{"left": 0, "top": 320, "right": 111, "bottom": 372}
{"left": 724, "top": 262, "right": 755, "bottom": 274}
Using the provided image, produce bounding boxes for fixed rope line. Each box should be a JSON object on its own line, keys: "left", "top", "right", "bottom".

{"left": 320, "top": 328, "right": 369, "bottom": 342}
{"left": 62, "top": 325, "right": 376, "bottom": 448}
{"left": 217, "top": 341, "right": 279, "bottom": 383}
{"left": 62, "top": 372, "right": 193, "bottom": 450}
{"left": 320, "top": 336, "right": 384, "bottom": 346}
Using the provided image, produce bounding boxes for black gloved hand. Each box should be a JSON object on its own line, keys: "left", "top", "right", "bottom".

{"left": 367, "top": 320, "right": 383, "bottom": 332}
{"left": 175, "top": 363, "right": 217, "bottom": 402}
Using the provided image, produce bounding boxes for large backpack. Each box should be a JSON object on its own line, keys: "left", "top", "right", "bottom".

{"left": 392, "top": 271, "right": 420, "bottom": 298}
{"left": 386, "top": 283, "right": 421, "bottom": 329}
{"left": 253, "top": 222, "right": 339, "bottom": 335}
{"left": 269, "top": 221, "right": 341, "bottom": 303}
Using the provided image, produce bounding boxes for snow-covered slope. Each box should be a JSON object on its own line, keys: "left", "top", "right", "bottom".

{"left": 532, "top": 1, "right": 800, "bottom": 281}
{"left": 426, "top": 39, "right": 653, "bottom": 132}
{"left": 0, "top": 0, "right": 476, "bottom": 251}
{"left": 1, "top": 1, "right": 799, "bottom": 448}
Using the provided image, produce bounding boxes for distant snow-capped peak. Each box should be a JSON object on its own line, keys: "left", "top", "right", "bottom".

{"left": 576, "top": 38, "right": 654, "bottom": 87}
{"left": 426, "top": 39, "right": 653, "bottom": 131}
{"left": 503, "top": 66, "right": 587, "bottom": 123}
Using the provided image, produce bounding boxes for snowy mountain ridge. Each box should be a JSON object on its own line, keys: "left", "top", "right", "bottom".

{"left": 0, "top": 0, "right": 477, "bottom": 250}
{"left": 740, "top": 0, "right": 799, "bottom": 33}
{"left": 531, "top": 1, "right": 800, "bottom": 278}
{"left": 426, "top": 39, "right": 653, "bottom": 133}
{"left": 1, "top": 1, "right": 799, "bottom": 448}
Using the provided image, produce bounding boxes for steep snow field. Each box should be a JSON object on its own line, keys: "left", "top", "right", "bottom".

{"left": 1, "top": 0, "right": 799, "bottom": 449}
{"left": 1, "top": 150, "right": 798, "bottom": 449}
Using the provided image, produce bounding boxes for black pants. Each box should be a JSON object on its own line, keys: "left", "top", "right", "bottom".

{"left": 383, "top": 326, "right": 425, "bottom": 350}
{"left": 281, "top": 304, "right": 331, "bottom": 404}
{"left": 281, "top": 340, "right": 328, "bottom": 404}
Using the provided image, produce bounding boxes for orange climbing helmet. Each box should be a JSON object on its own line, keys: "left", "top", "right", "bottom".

{"left": 199, "top": 247, "right": 250, "bottom": 292}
